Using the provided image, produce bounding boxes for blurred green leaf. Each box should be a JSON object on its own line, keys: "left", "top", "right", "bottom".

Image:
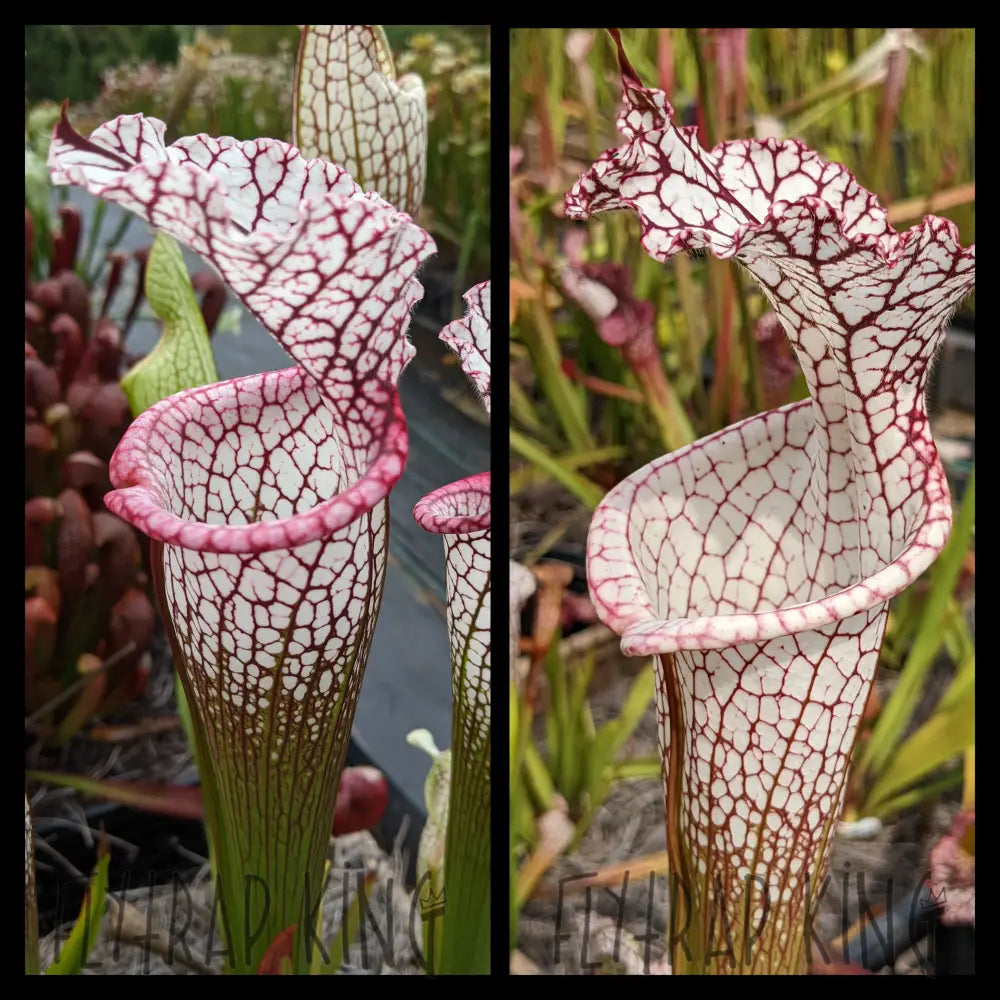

{"left": 523, "top": 741, "right": 556, "bottom": 812}
{"left": 312, "top": 868, "right": 376, "bottom": 975}
{"left": 27, "top": 770, "right": 204, "bottom": 820}
{"left": 509, "top": 429, "right": 604, "bottom": 510}
{"left": 609, "top": 756, "right": 662, "bottom": 781}
{"left": 864, "top": 769, "right": 963, "bottom": 821}
{"left": 865, "top": 654, "right": 974, "bottom": 814}
{"left": 582, "top": 662, "right": 655, "bottom": 823}
{"left": 45, "top": 836, "right": 109, "bottom": 975}
{"left": 858, "top": 467, "right": 975, "bottom": 781}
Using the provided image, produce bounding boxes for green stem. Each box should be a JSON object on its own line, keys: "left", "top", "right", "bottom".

{"left": 452, "top": 210, "right": 481, "bottom": 318}
{"left": 438, "top": 708, "right": 491, "bottom": 974}
{"left": 633, "top": 361, "right": 697, "bottom": 453}
{"left": 733, "top": 271, "right": 762, "bottom": 415}
{"left": 509, "top": 427, "right": 604, "bottom": 510}
{"left": 151, "top": 534, "right": 376, "bottom": 974}
{"left": 438, "top": 535, "right": 491, "bottom": 975}
{"left": 510, "top": 680, "right": 537, "bottom": 928}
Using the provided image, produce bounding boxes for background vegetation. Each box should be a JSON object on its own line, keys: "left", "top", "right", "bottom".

{"left": 25, "top": 24, "right": 490, "bottom": 278}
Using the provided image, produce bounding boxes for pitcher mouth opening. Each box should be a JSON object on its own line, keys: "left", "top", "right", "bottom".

{"left": 413, "top": 472, "right": 491, "bottom": 536}
{"left": 105, "top": 367, "right": 407, "bottom": 555}
{"left": 618, "top": 507, "right": 945, "bottom": 656}
{"left": 589, "top": 399, "right": 952, "bottom": 657}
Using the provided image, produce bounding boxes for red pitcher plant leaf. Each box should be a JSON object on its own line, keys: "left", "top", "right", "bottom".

{"left": 191, "top": 269, "right": 227, "bottom": 336}
{"left": 258, "top": 924, "right": 297, "bottom": 975}
{"left": 25, "top": 496, "right": 61, "bottom": 571}
{"left": 63, "top": 451, "right": 113, "bottom": 503}
{"left": 332, "top": 765, "right": 389, "bottom": 835}
{"left": 565, "top": 29, "right": 975, "bottom": 975}
{"left": 294, "top": 25, "right": 427, "bottom": 216}
{"left": 51, "top": 204, "right": 82, "bottom": 276}
{"left": 25, "top": 566, "right": 61, "bottom": 615}
{"left": 27, "top": 765, "right": 387, "bottom": 835}
{"left": 50, "top": 313, "right": 85, "bottom": 393}
{"left": 412, "top": 281, "right": 491, "bottom": 975}
{"left": 49, "top": 108, "right": 435, "bottom": 973}
{"left": 26, "top": 355, "right": 61, "bottom": 414}
{"left": 561, "top": 257, "right": 656, "bottom": 369}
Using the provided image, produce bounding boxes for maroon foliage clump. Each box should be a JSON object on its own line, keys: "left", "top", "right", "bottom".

{"left": 24, "top": 208, "right": 155, "bottom": 743}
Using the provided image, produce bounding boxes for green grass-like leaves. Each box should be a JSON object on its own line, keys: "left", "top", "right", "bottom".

{"left": 44, "top": 836, "right": 110, "bottom": 975}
